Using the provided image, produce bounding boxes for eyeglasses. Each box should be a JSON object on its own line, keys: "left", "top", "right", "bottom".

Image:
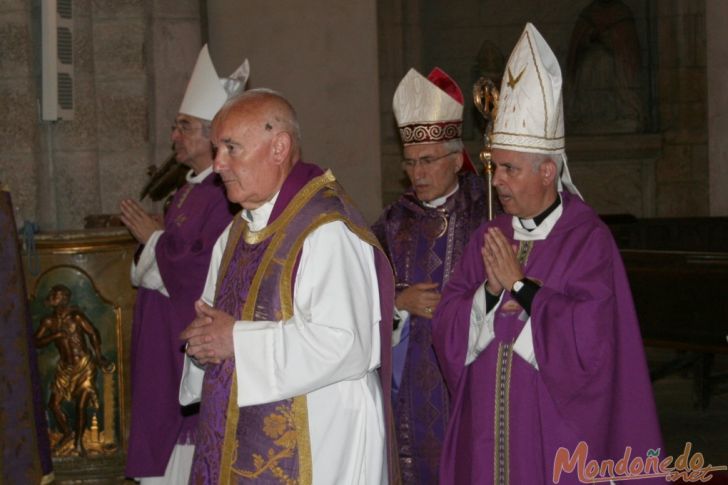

{"left": 170, "top": 121, "right": 199, "bottom": 136}
{"left": 401, "top": 150, "right": 458, "bottom": 170}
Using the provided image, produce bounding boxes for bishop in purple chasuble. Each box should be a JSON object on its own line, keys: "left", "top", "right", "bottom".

{"left": 126, "top": 173, "right": 235, "bottom": 476}
{"left": 372, "top": 171, "right": 486, "bottom": 483}
{"left": 433, "top": 192, "right": 664, "bottom": 485}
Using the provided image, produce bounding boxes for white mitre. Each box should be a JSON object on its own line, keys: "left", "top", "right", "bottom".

{"left": 178, "top": 44, "right": 250, "bottom": 121}
{"left": 492, "top": 23, "right": 581, "bottom": 197}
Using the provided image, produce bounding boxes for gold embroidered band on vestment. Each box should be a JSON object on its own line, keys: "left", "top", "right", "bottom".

{"left": 217, "top": 169, "right": 384, "bottom": 484}
{"left": 493, "top": 342, "right": 514, "bottom": 485}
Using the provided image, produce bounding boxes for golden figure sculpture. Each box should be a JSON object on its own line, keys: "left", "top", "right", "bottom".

{"left": 33, "top": 284, "right": 115, "bottom": 456}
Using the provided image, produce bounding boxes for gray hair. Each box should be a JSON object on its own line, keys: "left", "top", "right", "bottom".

{"left": 527, "top": 152, "right": 557, "bottom": 171}
{"left": 525, "top": 152, "right": 563, "bottom": 189}
{"left": 441, "top": 138, "right": 464, "bottom": 154}
{"left": 200, "top": 119, "right": 212, "bottom": 138}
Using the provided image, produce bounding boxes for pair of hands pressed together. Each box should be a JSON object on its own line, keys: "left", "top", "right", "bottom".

{"left": 181, "top": 300, "right": 236, "bottom": 365}
{"left": 395, "top": 227, "right": 525, "bottom": 318}
{"left": 481, "top": 227, "right": 524, "bottom": 295}
{"left": 119, "top": 199, "right": 236, "bottom": 365}
{"left": 119, "top": 199, "right": 164, "bottom": 244}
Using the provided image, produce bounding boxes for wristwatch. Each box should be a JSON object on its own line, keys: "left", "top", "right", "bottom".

{"left": 511, "top": 279, "right": 525, "bottom": 294}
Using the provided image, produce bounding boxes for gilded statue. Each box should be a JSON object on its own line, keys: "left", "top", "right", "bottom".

{"left": 33, "top": 284, "right": 115, "bottom": 456}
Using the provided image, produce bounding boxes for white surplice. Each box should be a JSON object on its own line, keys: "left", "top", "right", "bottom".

{"left": 180, "top": 193, "right": 388, "bottom": 485}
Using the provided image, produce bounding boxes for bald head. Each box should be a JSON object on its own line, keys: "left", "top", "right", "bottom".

{"left": 210, "top": 89, "right": 302, "bottom": 209}
{"left": 216, "top": 89, "right": 301, "bottom": 158}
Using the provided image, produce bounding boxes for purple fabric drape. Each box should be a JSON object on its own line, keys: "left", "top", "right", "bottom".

{"left": 0, "top": 190, "right": 53, "bottom": 483}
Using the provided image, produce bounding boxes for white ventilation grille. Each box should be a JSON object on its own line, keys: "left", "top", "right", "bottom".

{"left": 42, "top": 0, "right": 74, "bottom": 120}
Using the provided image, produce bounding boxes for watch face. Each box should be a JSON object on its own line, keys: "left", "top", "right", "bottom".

{"left": 512, "top": 280, "right": 524, "bottom": 293}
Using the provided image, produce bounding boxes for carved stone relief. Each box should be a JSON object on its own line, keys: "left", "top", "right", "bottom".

{"left": 565, "top": 0, "right": 646, "bottom": 134}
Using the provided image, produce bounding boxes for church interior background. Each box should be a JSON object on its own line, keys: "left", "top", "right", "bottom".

{"left": 1, "top": 0, "right": 726, "bottom": 482}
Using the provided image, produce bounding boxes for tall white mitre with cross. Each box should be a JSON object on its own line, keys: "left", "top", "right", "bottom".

{"left": 492, "top": 22, "right": 581, "bottom": 197}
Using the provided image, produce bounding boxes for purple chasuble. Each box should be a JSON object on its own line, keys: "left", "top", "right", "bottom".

{"left": 189, "top": 162, "right": 397, "bottom": 485}
{"left": 126, "top": 172, "right": 235, "bottom": 476}
{"left": 372, "top": 171, "right": 486, "bottom": 484}
{"left": 433, "top": 192, "right": 663, "bottom": 485}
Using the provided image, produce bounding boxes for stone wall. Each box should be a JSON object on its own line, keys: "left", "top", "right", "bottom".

{"left": 0, "top": 0, "right": 204, "bottom": 230}
{"left": 0, "top": 0, "right": 40, "bottom": 227}
{"left": 0, "top": 0, "right": 717, "bottom": 227}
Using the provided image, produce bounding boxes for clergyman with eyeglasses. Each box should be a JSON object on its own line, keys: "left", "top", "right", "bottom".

{"left": 119, "top": 45, "right": 245, "bottom": 484}
{"left": 371, "top": 67, "right": 488, "bottom": 484}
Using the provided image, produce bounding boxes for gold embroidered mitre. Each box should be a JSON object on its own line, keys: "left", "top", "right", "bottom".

{"left": 392, "top": 68, "right": 464, "bottom": 146}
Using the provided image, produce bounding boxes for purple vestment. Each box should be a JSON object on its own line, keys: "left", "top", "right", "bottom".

{"left": 189, "top": 162, "right": 397, "bottom": 484}
{"left": 433, "top": 192, "right": 663, "bottom": 484}
{"left": 372, "top": 172, "right": 486, "bottom": 484}
{"left": 126, "top": 173, "right": 235, "bottom": 477}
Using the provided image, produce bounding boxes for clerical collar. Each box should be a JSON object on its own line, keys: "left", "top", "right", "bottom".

{"left": 186, "top": 165, "right": 214, "bottom": 184}
{"left": 241, "top": 192, "right": 280, "bottom": 232}
{"left": 512, "top": 193, "right": 564, "bottom": 242}
{"left": 518, "top": 196, "right": 561, "bottom": 230}
{"left": 422, "top": 183, "right": 459, "bottom": 209}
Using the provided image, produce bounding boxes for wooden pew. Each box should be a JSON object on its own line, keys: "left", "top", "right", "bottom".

{"left": 604, "top": 216, "right": 728, "bottom": 409}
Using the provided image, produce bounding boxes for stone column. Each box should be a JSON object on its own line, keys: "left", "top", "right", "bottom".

{"left": 706, "top": 0, "right": 728, "bottom": 216}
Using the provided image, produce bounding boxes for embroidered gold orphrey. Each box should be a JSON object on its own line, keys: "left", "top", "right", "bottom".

{"left": 215, "top": 171, "right": 381, "bottom": 484}
{"left": 492, "top": 239, "right": 533, "bottom": 485}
